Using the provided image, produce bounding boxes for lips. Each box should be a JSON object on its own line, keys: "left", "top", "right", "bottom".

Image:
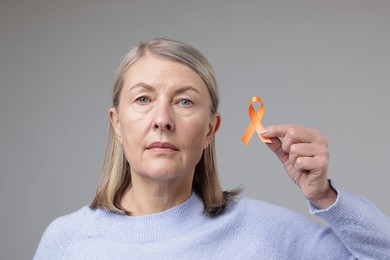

{"left": 146, "top": 142, "right": 179, "bottom": 151}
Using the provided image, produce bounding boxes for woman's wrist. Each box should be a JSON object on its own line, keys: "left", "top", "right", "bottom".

{"left": 309, "top": 183, "right": 338, "bottom": 210}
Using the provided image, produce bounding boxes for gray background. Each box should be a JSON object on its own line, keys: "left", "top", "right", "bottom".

{"left": 1, "top": 0, "right": 389, "bottom": 259}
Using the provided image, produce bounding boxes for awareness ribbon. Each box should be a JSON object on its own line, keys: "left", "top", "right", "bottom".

{"left": 242, "top": 96, "right": 272, "bottom": 145}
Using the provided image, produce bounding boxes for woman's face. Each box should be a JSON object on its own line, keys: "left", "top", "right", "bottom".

{"left": 110, "top": 54, "right": 220, "bottom": 183}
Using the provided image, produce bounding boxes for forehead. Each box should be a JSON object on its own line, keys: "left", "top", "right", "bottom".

{"left": 123, "top": 54, "right": 206, "bottom": 89}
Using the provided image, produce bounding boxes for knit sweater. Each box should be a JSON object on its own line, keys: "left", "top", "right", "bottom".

{"left": 34, "top": 187, "right": 390, "bottom": 259}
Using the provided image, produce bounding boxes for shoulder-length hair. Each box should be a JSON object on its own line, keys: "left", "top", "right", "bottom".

{"left": 91, "top": 38, "right": 241, "bottom": 216}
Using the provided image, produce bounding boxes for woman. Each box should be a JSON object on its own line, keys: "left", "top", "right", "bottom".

{"left": 34, "top": 38, "right": 390, "bottom": 259}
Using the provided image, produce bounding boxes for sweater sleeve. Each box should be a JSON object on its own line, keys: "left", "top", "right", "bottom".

{"left": 309, "top": 183, "right": 390, "bottom": 259}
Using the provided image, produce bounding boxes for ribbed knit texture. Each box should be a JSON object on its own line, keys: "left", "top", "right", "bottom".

{"left": 34, "top": 188, "right": 390, "bottom": 259}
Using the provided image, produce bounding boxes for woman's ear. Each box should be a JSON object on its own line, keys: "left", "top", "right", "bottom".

{"left": 204, "top": 112, "right": 221, "bottom": 148}
{"left": 109, "top": 107, "right": 123, "bottom": 144}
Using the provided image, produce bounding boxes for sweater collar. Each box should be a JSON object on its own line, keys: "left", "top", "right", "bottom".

{"left": 86, "top": 193, "right": 206, "bottom": 242}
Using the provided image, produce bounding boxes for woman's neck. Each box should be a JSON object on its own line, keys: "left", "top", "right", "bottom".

{"left": 121, "top": 173, "right": 194, "bottom": 216}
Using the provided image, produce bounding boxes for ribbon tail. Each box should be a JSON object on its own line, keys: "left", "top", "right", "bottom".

{"left": 242, "top": 123, "right": 255, "bottom": 145}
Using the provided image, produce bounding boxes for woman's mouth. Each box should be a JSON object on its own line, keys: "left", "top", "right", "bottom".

{"left": 146, "top": 142, "right": 179, "bottom": 152}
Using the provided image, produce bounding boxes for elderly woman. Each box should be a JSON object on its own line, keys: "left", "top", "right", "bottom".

{"left": 34, "top": 38, "right": 390, "bottom": 259}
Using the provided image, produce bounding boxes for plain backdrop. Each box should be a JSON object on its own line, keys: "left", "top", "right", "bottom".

{"left": 1, "top": 0, "right": 389, "bottom": 259}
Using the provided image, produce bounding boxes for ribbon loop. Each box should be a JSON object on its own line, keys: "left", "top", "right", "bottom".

{"left": 242, "top": 96, "right": 271, "bottom": 145}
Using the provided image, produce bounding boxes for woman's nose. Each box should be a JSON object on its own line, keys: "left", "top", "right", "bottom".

{"left": 152, "top": 105, "right": 175, "bottom": 132}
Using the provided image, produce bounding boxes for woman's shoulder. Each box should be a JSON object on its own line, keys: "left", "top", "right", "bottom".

{"left": 34, "top": 206, "right": 95, "bottom": 259}
{"left": 45, "top": 205, "right": 92, "bottom": 234}
{"left": 227, "top": 195, "right": 317, "bottom": 227}
{"left": 220, "top": 195, "right": 326, "bottom": 242}
{"left": 231, "top": 195, "right": 295, "bottom": 214}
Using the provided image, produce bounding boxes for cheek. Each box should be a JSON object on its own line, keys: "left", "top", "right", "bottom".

{"left": 181, "top": 116, "right": 211, "bottom": 148}
{"left": 119, "top": 112, "right": 147, "bottom": 151}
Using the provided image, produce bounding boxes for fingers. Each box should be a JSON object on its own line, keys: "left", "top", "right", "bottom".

{"left": 293, "top": 156, "right": 328, "bottom": 175}
{"left": 260, "top": 125, "right": 328, "bottom": 153}
{"left": 260, "top": 124, "right": 331, "bottom": 203}
{"left": 265, "top": 137, "right": 289, "bottom": 165}
{"left": 289, "top": 143, "right": 329, "bottom": 167}
{"left": 262, "top": 126, "right": 329, "bottom": 169}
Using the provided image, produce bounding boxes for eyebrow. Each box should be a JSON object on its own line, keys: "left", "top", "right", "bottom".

{"left": 129, "top": 83, "right": 202, "bottom": 95}
{"left": 129, "top": 83, "right": 154, "bottom": 92}
{"left": 173, "top": 85, "right": 201, "bottom": 95}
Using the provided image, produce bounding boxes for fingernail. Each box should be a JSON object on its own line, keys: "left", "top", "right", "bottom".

{"left": 259, "top": 129, "right": 267, "bottom": 135}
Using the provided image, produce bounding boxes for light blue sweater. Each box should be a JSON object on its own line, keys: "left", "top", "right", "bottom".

{"left": 34, "top": 187, "right": 390, "bottom": 259}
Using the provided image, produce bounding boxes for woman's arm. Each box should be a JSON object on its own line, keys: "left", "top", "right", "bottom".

{"left": 260, "top": 125, "right": 390, "bottom": 259}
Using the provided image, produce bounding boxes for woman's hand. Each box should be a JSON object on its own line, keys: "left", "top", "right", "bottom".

{"left": 260, "top": 125, "right": 337, "bottom": 209}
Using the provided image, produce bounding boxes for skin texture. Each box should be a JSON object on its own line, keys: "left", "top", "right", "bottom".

{"left": 260, "top": 125, "right": 337, "bottom": 209}
{"left": 109, "top": 54, "right": 220, "bottom": 216}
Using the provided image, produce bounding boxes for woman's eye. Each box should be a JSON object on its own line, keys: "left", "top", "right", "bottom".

{"left": 136, "top": 96, "right": 150, "bottom": 104}
{"left": 179, "top": 99, "right": 193, "bottom": 107}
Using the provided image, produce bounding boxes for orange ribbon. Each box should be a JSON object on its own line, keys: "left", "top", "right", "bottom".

{"left": 242, "top": 96, "right": 272, "bottom": 145}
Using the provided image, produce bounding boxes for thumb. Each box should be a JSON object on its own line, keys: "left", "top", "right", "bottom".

{"left": 265, "top": 137, "right": 289, "bottom": 165}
